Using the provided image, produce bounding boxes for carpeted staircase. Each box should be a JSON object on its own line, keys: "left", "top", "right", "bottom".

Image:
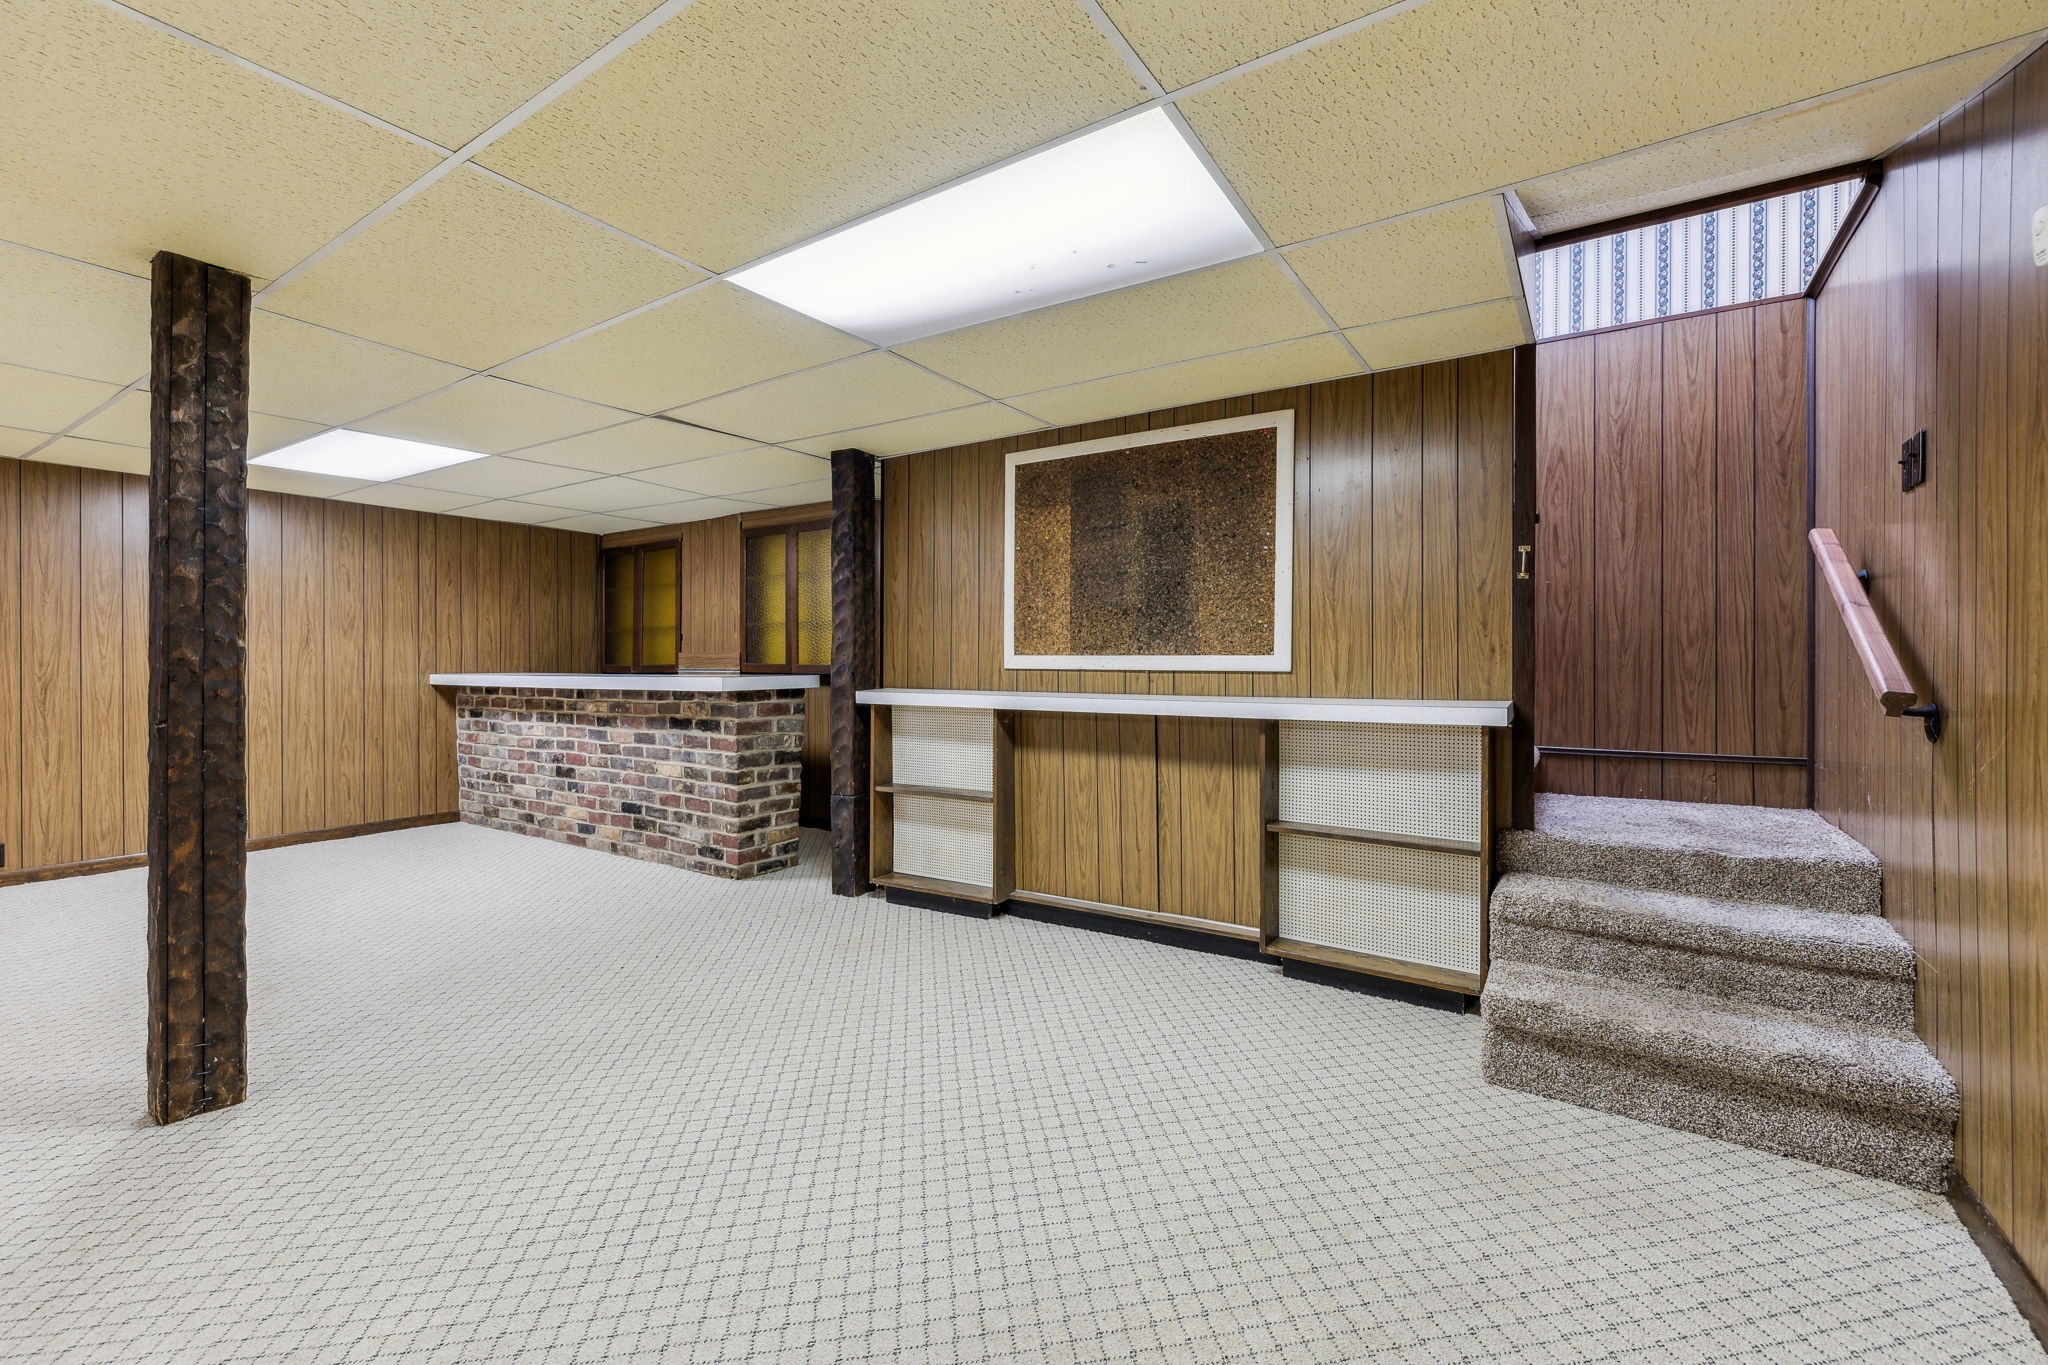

{"left": 1481, "top": 794, "right": 1957, "bottom": 1191}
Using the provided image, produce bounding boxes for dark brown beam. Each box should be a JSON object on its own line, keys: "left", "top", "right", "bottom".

{"left": 828, "top": 447, "right": 878, "bottom": 896}
{"left": 147, "top": 251, "right": 251, "bottom": 1125}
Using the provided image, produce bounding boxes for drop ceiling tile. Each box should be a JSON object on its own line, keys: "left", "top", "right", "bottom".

{"left": 0, "top": 365, "right": 122, "bottom": 434}
{"left": 786, "top": 404, "right": 1047, "bottom": 458}
{"left": 1284, "top": 198, "right": 1519, "bottom": 329}
{"left": 263, "top": 167, "right": 705, "bottom": 370}
{"left": 397, "top": 455, "right": 594, "bottom": 498}
{"left": 1518, "top": 44, "right": 2032, "bottom": 233}
{"left": 897, "top": 258, "right": 1326, "bottom": 396}
{"left": 477, "top": 0, "right": 1149, "bottom": 270}
{"left": 127, "top": 0, "right": 655, "bottom": 148}
{"left": 1343, "top": 299, "right": 1530, "bottom": 371}
{"left": 620, "top": 496, "right": 771, "bottom": 524}
{"left": 511, "top": 418, "right": 756, "bottom": 475}
{"left": 251, "top": 312, "right": 470, "bottom": 427}
{"left": 0, "top": 427, "right": 45, "bottom": 459}
{"left": 740, "top": 479, "right": 834, "bottom": 510}
{"left": 333, "top": 482, "right": 483, "bottom": 514}
{"left": 0, "top": 245, "right": 150, "bottom": 384}
{"left": 32, "top": 436, "right": 150, "bottom": 477}
{"left": 511, "top": 476, "right": 683, "bottom": 514}
{"left": 247, "top": 466, "right": 372, "bottom": 498}
{"left": 1101, "top": 0, "right": 1408, "bottom": 87}
{"left": 667, "top": 354, "right": 981, "bottom": 444}
{"left": 545, "top": 512, "right": 659, "bottom": 535}
{"left": 499, "top": 284, "right": 869, "bottom": 413}
{"left": 357, "top": 378, "right": 625, "bottom": 455}
{"left": 456, "top": 499, "right": 583, "bottom": 525}
{"left": 629, "top": 448, "right": 830, "bottom": 498}
{"left": 1011, "top": 334, "right": 1358, "bottom": 427}
{"left": 1178, "top": 0, "right": 2048, "bottom": 243}
{"left": 0, "top": 0, "right": 440, "bottom": 276}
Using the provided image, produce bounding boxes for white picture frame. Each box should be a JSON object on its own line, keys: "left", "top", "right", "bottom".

{"left": 1002, "top": 409, "right": 1294, "bottom": 672}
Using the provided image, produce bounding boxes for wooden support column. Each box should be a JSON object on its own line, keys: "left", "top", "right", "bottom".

{"left": 828, "top": 447, "right": 878, "bottom": 896}
{"left": 1509, "top": 342, "right": 1538, "bottom": 829}
{"left": 147, "top": 252, "right": 251, "bottom": 1124}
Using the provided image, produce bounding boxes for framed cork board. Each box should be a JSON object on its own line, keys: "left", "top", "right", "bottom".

{"left": 1003, "top": 410, "right": 1293, "bottom": 672}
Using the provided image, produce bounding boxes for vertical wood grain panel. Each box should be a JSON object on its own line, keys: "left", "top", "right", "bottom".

{"left": 1712, "top": 310, "right": 1758, "bottom": 805}
{"left": 1456, "top": 353, "right": 1514, "bottom": 700}
{"left": 1658, "top": 315, "right": 1718, "bottom": 802}
{"left": 1591, "top": 325, "right": 1664, "bottom": 798}
{"left": 1370, "top": 367, "right": 1424, "bottom": 696}
{"left": 1751, "top": 299, "right": 1811, "bottom": 809}
{"left": 1420, "top": 363, "right": 1461, "bottom": 699}
{"left": 0, "top": 460, "right": 18, "bottom": 872}
{"left": 22, "top": 464, "right": 81, "bottom": 869}
{"left": 325, "top": 501, "right": 368, "bottom": 829}
{"left": 76, "top": 471, "right": 124, "bottom": 860}
{"left": 245, "top": 492, "right": 284, "bottom": 840}
{"left": 1534, "top": 337, "right": 1596, "bottom": 799}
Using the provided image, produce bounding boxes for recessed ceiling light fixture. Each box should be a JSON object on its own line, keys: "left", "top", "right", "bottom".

{"left": 727, "top": 109, "right": 1263, "bottom": 346}
{"left": 252, "top": 430, "right": 490, "bottom": 481}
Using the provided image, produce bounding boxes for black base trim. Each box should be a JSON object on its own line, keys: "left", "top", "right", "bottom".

{"left": 1004, "top": 898, "right": 1263, "bottom": 961}
{"left": 1280, "top": 960, "right": 1473, "bottom": 1013}
{"left": 883, "top": 886, "right": 1002, "bottom": 919}
{"left": 1951, "top": 1178, "right": 2048, "bottom": 1350}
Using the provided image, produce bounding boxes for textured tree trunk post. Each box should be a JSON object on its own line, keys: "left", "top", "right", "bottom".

{"left": 829, "top": 447, "right": 878, "bottom": 896}
{"left": 147, "top": 252, "right": 251, "bottom": 1124}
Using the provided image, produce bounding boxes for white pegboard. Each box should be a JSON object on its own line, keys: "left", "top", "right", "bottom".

{"left": 892, "top": 707, "right": 994, "bottom": 794}
{"left": 1278, "top": 721, "right": 1483, "bottom": 843}
{"left": 1276, "top": 833, "right": 1483, "bottom": 974}
{"left": 892, "top": 794, "right": 994, "bottom": 888}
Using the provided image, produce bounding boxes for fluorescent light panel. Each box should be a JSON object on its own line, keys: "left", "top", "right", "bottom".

{"left": 728, "top": 109, "right": 1263, "bottom": 346}
{"left": 253, "top": 429, "right": 489, "bottom": 481}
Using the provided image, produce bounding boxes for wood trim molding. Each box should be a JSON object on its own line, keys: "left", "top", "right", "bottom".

{"left": 1530, "top": 162, "right": 1879, "bottom": 251}
{"left": 1803, "top": 169, "right": 1884, "bottom": 299}
{"left": 599, "top": 524, "right": 684, "bottom": 550}
{"left": 1537, "top": 745, "right": 1807, "bottom": 766}
{"left": 740, "top": 501, "right": 833, "bottom": 530}
{"left": 0, "top": 814, "right": 460, "bottom": 891}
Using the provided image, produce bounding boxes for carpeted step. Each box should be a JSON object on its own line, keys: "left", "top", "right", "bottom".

{"left": 1496, "top": 794, "right": 1881, "bottom": 914}
{"left": 1480, "top": 962, "right": 1956, "bottom": 1190}
{"left": 1489, "top": 873, "right": 1915, "bottom": 1028}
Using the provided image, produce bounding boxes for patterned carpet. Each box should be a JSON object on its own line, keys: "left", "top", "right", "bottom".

{"left": 1, "top": 823, "right": 2038, "bottom": 1364}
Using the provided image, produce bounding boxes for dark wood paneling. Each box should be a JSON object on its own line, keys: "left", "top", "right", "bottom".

{"left": 1533, "top": 299, "right": 1811, "bottom": 806}
{"left": 0, "top": 472, "right": 595, "bottom": 877}
{"left": 1814, "top": 46, "right": 2048, "bottom": 1288}
{"left": 678, "top": 515, "right": 742, "bottom": 669}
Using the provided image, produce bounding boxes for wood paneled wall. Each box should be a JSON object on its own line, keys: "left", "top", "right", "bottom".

{"left": 1534, "top": 300, "right": 1811, "bottom": 807}
{"left": 0, "top": 460, "right": 595, "bottom": 875}
{"left": 880, "top": 358, "right": 1515, "bottom": 922}
{"left": 1813, "top": 50, "right": 2048, "bottom": 1283}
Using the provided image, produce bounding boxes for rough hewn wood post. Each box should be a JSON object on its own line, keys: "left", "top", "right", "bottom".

{"left": 829, "top": 447, "right": 878, "bottom": 896}
{"left": 147, "top": 252, "right": 250, "bottom": 1124}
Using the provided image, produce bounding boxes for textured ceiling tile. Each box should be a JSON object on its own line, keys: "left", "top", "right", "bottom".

{"left": 622, "top": 496, "right": 772, "bottom": 524}
{"left": 0, "top": 426, "right": 46, "bottom": 459}
{"left": 32, "top": 436, "right": 151, "bottom": 477}
{"left": 512, "top": 476, "right": 684, "bottom": 514}
{"left": 1343, "top": 299, "right": 1530, "bottom": 371}
{"left": 0, "top": 0, "right": 439, "bottom": 276}
{"left": 786, "top": 404, "right": 1046, "bottom": 458}
{"left": 498, "top": 284, "right": 869, "bottom": 413}
{"left": 263, "top": 168, "right": 705, "bottom": 369}
{"left": 1518, "top": 44, "right": 2032, "bottom": 232}
{"left": 1100, "top": 0, "right": 1407, "bottom": 87}
{"left": 630, "top": 449, "right": 830, "bottom": 498}
{"left": 1283, "top": 198, "right": 1519, "bottom": 328}
{"left": 739, "top": 479, "right": 833, "bottom": 509}
{"left": 896, "top": 258, "right": 1327, "bottom": 396}
{"left": 396, "top": 455, "right": 595, "bottom": 498}
{"left": 0, "top": 246, "right": 150, "bottom": 384}
{"left": 1179, "top": 0, "right": 2048, "bottom": 242}
{"left": 477, "top": 0, "right": 1149, "bottom": 270}
{"left": 543, "top": 512, "right": 659, "bottom": 535}
{"left": 333, "top": 482, "right": 483, "bottom": 513}
{"left": 251, "top": 312, "right": 470, "bottom": 426}
{"left": 127, "top": 0, "right": 654, "bottom": 148}
{"left": 667, "top": 353, "right": 982, "bottom": 443}
{"left": 1010, "top": 334, "right": 1358, "bottom": 426}
{"left": 70, "top": 390, "right": 324, "bottom": 456}
{"left": 512, "top": 418, "right": 756, "bottom": 475}
{"left": 357, "top": 377, "right": 626, "bottom": 455}
{"left": 247, "top": 466, "right": 371, "bottom": 497}
{"left": 0, "top": 364, "right": 122, "bottom": 435}
{"left": 454, "top": 499, "right": 584, "bottom": 524}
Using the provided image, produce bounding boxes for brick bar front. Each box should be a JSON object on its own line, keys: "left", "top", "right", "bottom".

{"left": 455, "top": 687, "right": 807, "bottom": 878}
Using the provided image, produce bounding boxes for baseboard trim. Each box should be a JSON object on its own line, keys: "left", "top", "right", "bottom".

{"left": 1951, "top": 1177, "right": 2048, "bottom": 1350}
{"left": 1279, "top": 959, "right": 1474, "bottom": 1013}
{"left": 1005, "top": 896, "right": 1263, "bottom": 961}
{"left": 0, "top": 813, "right": 460, "bottom": 889}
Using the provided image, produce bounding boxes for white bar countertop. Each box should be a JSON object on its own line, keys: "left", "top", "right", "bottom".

{"left": 432, "top": 672, "right": 822, "bottom": 692}
{"left": 855, "top": 688, "right": 1512, "bottom": 728}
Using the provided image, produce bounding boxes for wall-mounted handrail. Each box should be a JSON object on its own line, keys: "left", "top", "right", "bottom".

{"left": 1810, "top": 528, "right": 1939, "bottom": 740}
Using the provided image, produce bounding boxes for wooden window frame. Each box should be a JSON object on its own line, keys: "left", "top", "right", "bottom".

{"left": 741, "top": 517, "right": 832, "bottom": 673}
{"left": 600, "top": 540, "right": 681, "bottom": 674}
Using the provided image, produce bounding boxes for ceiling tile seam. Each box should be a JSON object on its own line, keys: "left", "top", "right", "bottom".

{"left": 248, "top": 0, "right": 708, "bottom": 303}
{"left": 1000, "top": 330, "right": 1348, "bottom": 403}
{"left": 465, "top": 165, "right": 716, "bottom": 275}
{"left": 1073, "top": 0, "right": 1166, "bottom": 98}
{"left": 19, "top": 377, "right": 147, "bottom": 461}
{"left": 878, "top": 352, "right": 1037, "bottom": 421}
{"left": 771, "top": 399, "right": 1034, "bottom": 448}
{"left": 1162, "top": 0, "right": 1445, "bottom": 105}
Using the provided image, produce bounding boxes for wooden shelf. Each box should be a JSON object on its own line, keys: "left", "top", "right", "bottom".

{"left": 857, "top": 689, "right": 1511, "bottom": 728}
{"left": 872, "top": 871, "right": 1003, "bottom": 904}
{"left": 1262, "top": 938, "right": 1481, "bottom": 995}
{"left": 874, "top": 782, "right": 995, "bottom": 803}
{"left": 1266, "top": 820, "right": 1482, "bottom": 857}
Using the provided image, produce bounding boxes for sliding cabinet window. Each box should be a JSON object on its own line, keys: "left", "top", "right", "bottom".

{"left": 742, "top": 521, "right": 831, "bottom": 671}
{"left": 601, "top": 542, "right": 679, "bottom": 672}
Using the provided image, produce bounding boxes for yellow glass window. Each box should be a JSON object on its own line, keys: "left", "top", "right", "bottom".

{"left": 795, "top": 528, "right": 831, "bottom": 668}
{"left": 639, "top": 546, "right": 678, "bottom": 668}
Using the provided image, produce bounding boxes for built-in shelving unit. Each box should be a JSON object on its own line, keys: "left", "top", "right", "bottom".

{"left": 869, "top": 705, "right": 1014, "bottom": 904}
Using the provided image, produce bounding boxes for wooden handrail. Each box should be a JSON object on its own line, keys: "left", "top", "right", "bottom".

{"left": 1809, "top": 528, "right": 1916, "bottom": 716}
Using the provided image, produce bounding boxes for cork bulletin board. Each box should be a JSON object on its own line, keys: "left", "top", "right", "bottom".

{"left": 1004, "top": 411, "right": 1294, "bottom": 671}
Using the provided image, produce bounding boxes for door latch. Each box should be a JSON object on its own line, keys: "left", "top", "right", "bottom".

{"left": 1515, "top": 544, "right": 1534, "bottom": 580}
